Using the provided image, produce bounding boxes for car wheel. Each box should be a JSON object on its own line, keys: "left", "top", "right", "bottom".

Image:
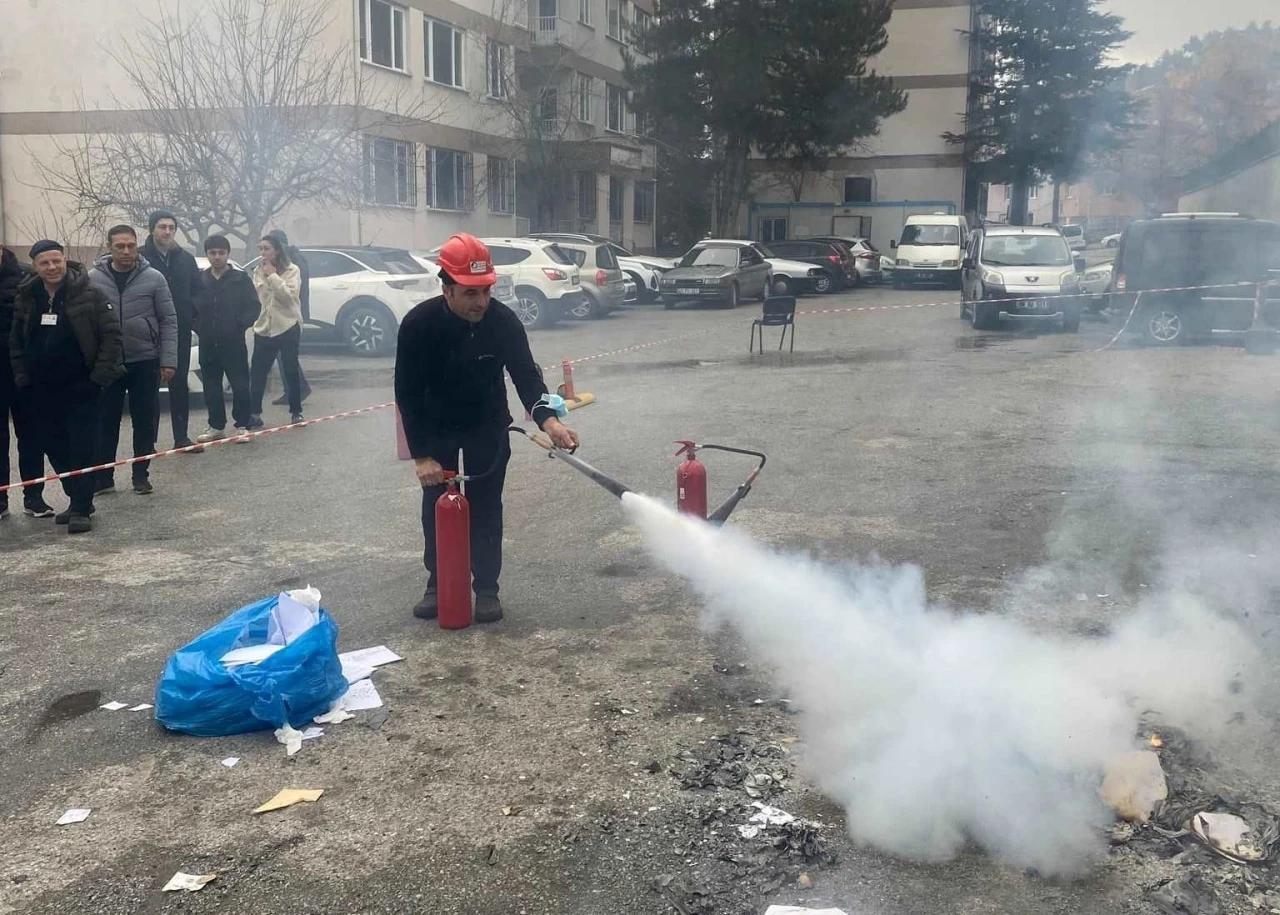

{"left": 1143, "top": 308, "right": 1183, "bottom": 345}
{"left": 663, "top": 299, "right": 676, "bottom": 311}
{"left": 847, "top": 270, "right": 861, "bottom": 289}
{"left": 1106, "top": 239, "right": 1119, "bottom": 248}
{"left": 339, "top": 300, "right": 397, "bottom": 356}
{"left": 972, "top": 301, "right": 999, "bottom": 331}
{"left": 514, "top": 287, "right": 554, "bottom": 329}
{"left": 813, "top": 273, "right": 835, "bottom": 295}
{"left": 724, "top": 283, "right": 740, "bottom": 309}
{"left": 772, "top": 277, "right": 791, "bottom": 296}
{"left": 1062, "top": 304, "right": 1081, "bottom": 333}
{"left": 570, "top": 291, "right": 601, "bottom": 319}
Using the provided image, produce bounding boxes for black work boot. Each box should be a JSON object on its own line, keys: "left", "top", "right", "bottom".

{"left": 412, "top": 589, "right": 439, "bottom": 620}
{"left": 474, "top": 594, "right": 504, "bottom": 624}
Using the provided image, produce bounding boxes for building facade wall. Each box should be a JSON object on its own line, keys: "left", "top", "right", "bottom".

{"left": 1179, "top": 156, "right": 1280, "bottom": 223}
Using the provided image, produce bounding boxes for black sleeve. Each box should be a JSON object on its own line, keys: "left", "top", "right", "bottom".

{"left": 236, "top": 273, "right": 260, "bottom": 330}
{"left": 501, "top": 307, "right": 555, "bottom": 427}
{"left": 394, "top": 308, "right": 440, "bottom": 460}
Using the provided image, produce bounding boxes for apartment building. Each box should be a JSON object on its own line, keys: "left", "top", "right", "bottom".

{"left": 0, "top": 0, "right": 658, "bottom": 256}
{"left": 744, "top": 0, "right": 975, "bottom": 255}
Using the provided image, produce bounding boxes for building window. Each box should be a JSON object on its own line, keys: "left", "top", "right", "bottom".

{"left": 538, "top": 87, "right": 558, "bottom": 131}
{"left": 534, "top": 0, "right": 556, "bottom": 31}
{"left": 487, "top": 156, "right": 516, "bottom": 214}
{"left": 635, "top": 181, "right": 654, "bottom": 223}
{"left": 1099, "top": 181, "right": 1117, "bottom": 197}
{"left": 843, "top": 176, "right": 872, "bottom": 203}
{"left": 1028, "top": 185, "right": 1040, "bottom": 199}
{"left": 363, "top": 136, "right": 416, "bottom": 207}
{"left": 607, "top": 0, "right": 624, "bottom": 40}
{"left": 609, "top": 177, "right": 624, "bottom": 223}
{"left": 579, "top": 0, "right": 591, "bottom": 24}
{"left": 575, "top": 72, "right": 593, "bottom": 122}
{"left": 427, "top": 148, "right": 473, "bottom": 210}
{"left": 425, "top": 19, "right": 465, "bottom": 89}
{"left": 1064, "top": 183, "right": 1074, "bottom": 199}
{"left": 761, "top": 216, "right": 787, "bottom": 243}
{"left": 632, "top": 7, "right": 650, "bottom": 41}
{"left": 486, "top": 40, "right": 510, "bottom": 99}
{"left": 359, "top": 0, "right": 407, "bottom": 72}
{"left": 606, "top": 84, "right": 625, "bottom": 133}
{"left": 577, "top": 171, "right": 597, "bottom": 219}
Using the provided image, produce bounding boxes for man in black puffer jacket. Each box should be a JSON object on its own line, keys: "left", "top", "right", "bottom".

{"left": 142, "top": 211, "right": 202, "bottom": 449}
{"left": 192, "top": 236, "right": 259, "bottom": 441}
{"left": 0, "top": 244, "right": 53, "bottom": 519}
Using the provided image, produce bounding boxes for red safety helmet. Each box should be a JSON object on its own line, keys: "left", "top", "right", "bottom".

{"left": 436, "top": 233, "right": 496, "bottom": 287}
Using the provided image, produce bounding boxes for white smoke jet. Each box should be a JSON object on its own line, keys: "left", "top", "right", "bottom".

{"left": 621, "top": 493, "right": 1258, "bottom": 876}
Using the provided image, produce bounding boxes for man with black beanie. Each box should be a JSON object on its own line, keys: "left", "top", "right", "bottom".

{"left": 142, "top": 210, "right": 202, "bottom": 449}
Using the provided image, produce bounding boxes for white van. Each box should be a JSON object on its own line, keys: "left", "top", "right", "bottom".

{"left": 890, "top": 213, "right": 969, "bottom": 289}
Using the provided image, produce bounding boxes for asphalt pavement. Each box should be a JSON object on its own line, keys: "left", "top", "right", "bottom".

{"left": 3, "top": 280, "right": 1280, "bottom": 914}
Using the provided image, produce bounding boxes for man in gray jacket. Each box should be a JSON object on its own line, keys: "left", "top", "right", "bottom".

{"left": 88, "top": 225, "right": 177, "bottom": 495}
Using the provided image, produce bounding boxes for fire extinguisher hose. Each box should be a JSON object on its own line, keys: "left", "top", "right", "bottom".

{"left": 508, "top": 426, "right": 633, "bottom": 499}
{"left": 695, "top": 445, "right": 767, "bottom": 525}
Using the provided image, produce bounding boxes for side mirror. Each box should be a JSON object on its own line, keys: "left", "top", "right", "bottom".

{"left": 1074, "top": 256, "right": 1087, "bottom": 274}
{"left": 890, "top": 239, "right": 898, "bottom": 249}
{"left": 962, "top": 257, "right": 975, "bottom": 271}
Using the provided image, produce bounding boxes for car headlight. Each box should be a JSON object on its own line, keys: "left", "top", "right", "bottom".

{"left": 941, "top": 260, "right": 959, "bottom": 268}
{"left": 807, "top": 268, "right": 823, "bottom": 277}
{"left": 1060, "top": 271, "right": 1080, "bottom": 287}
{"left": 896, "top": 259, "right": 911, "bottom": 268}
{"left": 982, "top": 270, "right": 1004, "bottom": 286}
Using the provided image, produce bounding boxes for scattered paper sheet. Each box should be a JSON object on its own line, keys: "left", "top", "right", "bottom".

{"left": 56, "top": 808, "right": 91, "bottom": 826}
{"left": 749, "top": 802, "right": 797, "bottom": 827}
{"left": 99, "top": 701, "right": 128, "bottom": 711}
{"left": 314, "top": 705, "right": 354, "bottom": 725}
{"left": 274, "top": 725, "right": 304, "bottom": 757}
{"left": 268, "top": 590, "right": 320, "bottom": 645}
{"left": 162, "top": 872, "right": 216, "bottom": 893}
{"left": 253, "top": 788, "right": 323, "bottom": 814}
{"left": 338, "top": 646, "right": 402, "bottom": 669}
{"left": 341, "top": 678, "right": 383, "bottom": 712}
{"left": 128, "top": 703, "right": 153, "bottom": 712}
{"left": 764, "top": 908, "right": 849, "bottom": 915}
{"left": 220, "top": 757, "right": 240, "bottom": 768}
{"left": 340, "top": 659, "right": 375, "bottom": 685}
{"left": 301, "top": 726, "right": 324, "bottom": 740}
{"left": 221, "top": 643, "right": 285, "bottom": 667}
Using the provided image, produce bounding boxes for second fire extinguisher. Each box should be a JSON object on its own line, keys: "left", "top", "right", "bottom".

{"left": 675, "top": 441, "right": 708, "bottom": 519}
{"left": 435, "top": 471, "right": 472, "bottom": 630}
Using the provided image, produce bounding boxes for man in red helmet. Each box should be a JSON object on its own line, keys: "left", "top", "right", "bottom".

{"left": 395, "top": 233, "right": 579, "bottom": 623}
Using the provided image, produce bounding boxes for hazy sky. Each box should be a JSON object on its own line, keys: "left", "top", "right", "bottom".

{"left": 1106, "top": 0, "right": 1275, "bottom": 62}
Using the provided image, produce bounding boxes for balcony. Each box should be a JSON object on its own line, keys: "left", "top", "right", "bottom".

{"left": 531, "top": 15, "right": 579, "bottom": 47}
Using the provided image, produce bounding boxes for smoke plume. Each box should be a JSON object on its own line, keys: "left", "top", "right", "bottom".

{"left": 621, "top": 493, "right": 1259, "bottom": 876}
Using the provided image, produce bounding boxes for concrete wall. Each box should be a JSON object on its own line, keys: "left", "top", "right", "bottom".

{"left": 1179, "top": 155, "right": 1280, "bottom": 222}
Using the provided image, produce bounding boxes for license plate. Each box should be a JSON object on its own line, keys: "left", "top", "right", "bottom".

{"left": 915, "top": 272, "right": 934, "bottom": 282}
{"left": 678, "top": 287, "right": 700, "bottom": 295}
{"left": 571, "top": 277, "right": 579, "bottom": 286}
{"left": 1023, "top": 300, "right": 1050, "bottom": 311}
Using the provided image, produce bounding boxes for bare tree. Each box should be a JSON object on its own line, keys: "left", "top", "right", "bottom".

{"left": 33, "top": 0, "right": 446, "bottom": 254}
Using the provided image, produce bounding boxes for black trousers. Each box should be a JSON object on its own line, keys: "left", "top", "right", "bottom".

{"left": 33, "top": 386, "right": 100, "bottom": 515}
{"left": 0, "top": 365, "right": 46, "bottom": 504}
{"left": 199, "top": 339, "right": 251, "bottom": 430}
{"left": 420, "top": 431, "right": 511, "bottom": 596}
{"left": 168, "top": 322, "right": 193, "bottom": 444}
{"left": 250, "top": 325, "right": 302, "bottom": 415}
{"left": 97, "top": 359, "right": 160, "bottom": 486}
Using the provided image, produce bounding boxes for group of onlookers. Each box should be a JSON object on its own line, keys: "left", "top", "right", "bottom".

{"left": 1, "top": 214, "right": 311, "bottom": 533}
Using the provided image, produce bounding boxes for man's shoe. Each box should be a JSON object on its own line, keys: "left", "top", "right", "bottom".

{"left": 67, "top": 514, "right": 93, "bottom": 534}
{"left": 23, "top": 498, "right": 56, "bottom": 518}
{"left": 175, "top": 439, "right": 203, "bottom": 453}
{"left": 290, "top": 412, "right": 305, "bottom": 424}
{"left": 196, "top": 427, "right": 227, "bottom": 444}
{"left": 0, "top": 504, "right": 8, "bottom": 520}
{"left": 95, "top": 481, "right": 116, "bottom": 495}
{"left": 133, "top": 480, "right": 154, "bottom": 495}
{"left": 56, "top": 507, "right": 94, "bottom": 525}
{"left": 474, "top": 594, "right": 504, "bottom": 624}
{"left": 412, "top": 589, "right": 439, "bottom": 620}
{"left": 246, "top": 415, "right": 265, "bottom": 430}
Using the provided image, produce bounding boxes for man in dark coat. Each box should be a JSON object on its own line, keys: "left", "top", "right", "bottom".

{"left": 0, "top": 244, "right": 53, "bottom": 519}
{"left": 193, "top": 235, "right": 259, "bottom": 441}
{"left": 9, "top": 241, "right": 124, "bottom": 533}
{"left": 142, "top": 210, "right": 202, "bottom": 449}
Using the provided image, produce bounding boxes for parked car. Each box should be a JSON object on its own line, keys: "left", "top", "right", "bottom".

{"left": 762, "top": 239, "right": 857, "bottom": 293}
{"left": 809, "top": 236, "right": 885, "bottom": 284}
{"left": 548, "top": 239, "right": 628, "bottom": 319}
{"left": 1056, "top": 223, "right": 1087, "bottom": 251}
{"left": 659, "top": 241, "right": 772, "bottom": 309}
{"left": 960, "top": 225, "right": 1087, "bottom": 332}
{"left": 244, "top": 246, "right": 440, "bottom": 356}
{"left": 1102, "top": 233, "right": 1122, "bottom": 249}
{"left": 1080, "top": 261, "right": 1114, "bottom": 309}
{"left": 420, "top": 238, "right": 584, "bottom": 330}
{"left": 698, "top": 239, "right": 824, "bottom": 295}
{"left": 891, "top": 214, "right": 969, "bottom": 289}
{"left": 529, "top": 233, "right": 674, "bottom": 302}
{"left": 1111, "top": 213, "right": 1280, "bottom": 345}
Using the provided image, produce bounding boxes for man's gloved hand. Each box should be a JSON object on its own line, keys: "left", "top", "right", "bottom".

{"left": 414, "top": 457, "right": 446, "bottom": 488}
{"left": 541, "top": 417, "right": 579, "bottom": 451}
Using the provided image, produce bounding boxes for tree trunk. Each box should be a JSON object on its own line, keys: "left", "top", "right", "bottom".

{"left": 1009, "top": 175, "right": 1030, "bottom": 226}
{"left": 1051, "top": 181, "right": 1062, "bottom": 225}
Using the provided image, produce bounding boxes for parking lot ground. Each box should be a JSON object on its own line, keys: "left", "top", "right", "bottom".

{"left": 4, "top": 283, "right": 1280, "bottom": 914}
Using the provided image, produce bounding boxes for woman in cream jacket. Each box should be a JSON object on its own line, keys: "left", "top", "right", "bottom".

{"left": 248, "top": 235, "right": 305, "bottom": 425}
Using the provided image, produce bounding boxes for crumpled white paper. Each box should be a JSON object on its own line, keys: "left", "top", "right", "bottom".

{"left": 162, "top": 872, "right": 216, "bottom": 893}
{"left": 274, "top": 725, "right": 304, "bottom": 756}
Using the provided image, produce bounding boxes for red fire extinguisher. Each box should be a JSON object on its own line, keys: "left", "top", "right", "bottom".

{"left": 435, "top": 471, "right": 472, "bottom": 630}
{"left": 675, "top": 441, "right": 708, "bottom": 519}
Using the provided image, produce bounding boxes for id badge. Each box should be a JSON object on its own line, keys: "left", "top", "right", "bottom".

{"left": 40, "top": 313, "right": 58, "bottom": 326}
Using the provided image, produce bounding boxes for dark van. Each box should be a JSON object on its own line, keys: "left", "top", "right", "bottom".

{"left": 1112, "top": 213, "right": 1280, "bottom": 345}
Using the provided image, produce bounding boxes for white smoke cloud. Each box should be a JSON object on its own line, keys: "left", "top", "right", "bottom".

{"left": 621, "top": 492, "right": 1259, "bottom": 876}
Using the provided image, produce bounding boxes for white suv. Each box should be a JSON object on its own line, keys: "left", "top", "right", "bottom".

{"left": 423, "top": 239, "right": 584, "bottom": 329}
{"left": 245, "top": 246, "right": 440, "bottom": 356}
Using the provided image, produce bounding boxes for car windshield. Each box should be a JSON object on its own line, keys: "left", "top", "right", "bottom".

{"left": 680, "top": 247, "right": 738, "bottom": 268}
{"left": 981, "top": 235, "right": 1072, "bottom": 267}
{"left": 901, "top": 224, "right": 959, "bottom": 246}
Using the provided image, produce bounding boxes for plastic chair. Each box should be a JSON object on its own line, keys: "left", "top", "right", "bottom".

{"left": 750, "top": 295, "right": 796, "bottom": 353}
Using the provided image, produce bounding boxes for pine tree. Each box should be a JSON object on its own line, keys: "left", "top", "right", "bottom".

{"left": 948, "top": 0, "right": 1135, "bottom": 225}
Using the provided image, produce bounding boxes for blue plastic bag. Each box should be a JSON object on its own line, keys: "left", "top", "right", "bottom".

{"left": 155, "top": 595, "right": 349, "bottom": 737}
